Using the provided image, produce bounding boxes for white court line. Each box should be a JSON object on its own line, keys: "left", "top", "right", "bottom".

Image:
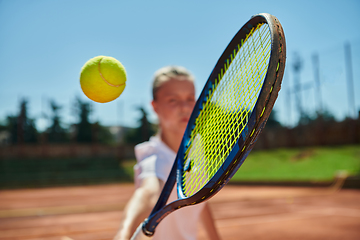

{"left": 296, "top": 207, "right": 360, "bottom": 218}
{"left": 217, "top": 207, "right": 360, "bottom": 228}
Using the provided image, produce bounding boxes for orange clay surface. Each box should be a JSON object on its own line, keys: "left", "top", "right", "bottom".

{"left": 0, "top": 184, "right": 359, "bottom": 240}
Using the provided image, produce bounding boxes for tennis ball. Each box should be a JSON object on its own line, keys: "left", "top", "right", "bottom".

{"left": 80, "top": 56, "right": 127, "bottom": 103}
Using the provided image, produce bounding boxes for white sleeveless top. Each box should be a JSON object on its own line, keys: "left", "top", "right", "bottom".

{"left": 134, "top": 135, "right": 205, "bottom": 240}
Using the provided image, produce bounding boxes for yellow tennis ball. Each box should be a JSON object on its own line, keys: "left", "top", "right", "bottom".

{"left": 80, "top": 56, "right": 127, "bottom": 103}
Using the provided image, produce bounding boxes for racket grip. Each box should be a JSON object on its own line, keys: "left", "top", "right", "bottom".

{"left": 130, "top": 222, "right": 153, "bottom": 240}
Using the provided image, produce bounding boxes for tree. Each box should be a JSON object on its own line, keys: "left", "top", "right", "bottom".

{"left": 74, "top": 97, "right": 92, "bottom": 143}
{"left": 92, "top": 121, "right": 115, "bottom": 145}
{"left": 7, "top": 98, "right": 38, "bottom": 144}
{"left": 298, "top": 112, "right": 313, "bottom": 126}
{"left": 297, "top": 109, "right": 336, "bottom": 127}
{"left": 47, "top": 100, "right": 69, "bottom": 143}
{"left": 265, "top": 110, "right": 282, "bottom": 128}
{"left": 124, "top": 107, "right": 157, "bottom": 144}
{"left": 0, "top": 120, "right": 6, "bottom": 131}
{"left": 314, "top": 109, "right": 335, "bottom": 123}
{"left": 72, "top": 97, "right": 116, "bottom": 144}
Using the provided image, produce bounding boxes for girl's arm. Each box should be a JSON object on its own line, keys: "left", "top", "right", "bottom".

{"left": 200, "top": 202, "right": 221, "bottom": 240}
{"left": 113, "top": 176, "right": 163, "bottom": 240}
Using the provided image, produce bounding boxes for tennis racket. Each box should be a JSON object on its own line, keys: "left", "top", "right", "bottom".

{"left": 132, "top": 12, "right": 286, "bottom": 239}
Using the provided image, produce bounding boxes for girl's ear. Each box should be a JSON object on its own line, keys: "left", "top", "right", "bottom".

{"left": 152, "top": 100, "right": 159, "bottom": 114}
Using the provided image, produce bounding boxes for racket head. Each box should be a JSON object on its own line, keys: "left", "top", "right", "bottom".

{"left": 142, "top": 13, "right": 286, "bottom": 236}
{"left": 177, "top": 12, "right": 286, "bottom": 201}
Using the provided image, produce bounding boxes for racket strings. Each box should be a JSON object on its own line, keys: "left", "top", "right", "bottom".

{"left": 191, "top": 24, "right": 270, "bottom": 188}
{"left": 182, "top": 23, "right": 271, "bottom": 197}
{"left": 183, "top": 25, "right": 270, "bottom": 194}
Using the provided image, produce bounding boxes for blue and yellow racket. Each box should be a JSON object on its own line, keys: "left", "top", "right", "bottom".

{"left": 132, "top": 13, "right": 286, "bottom": 239}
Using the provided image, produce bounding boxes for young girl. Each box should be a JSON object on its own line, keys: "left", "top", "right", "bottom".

{"left": 114, "top": 66, "right": 221, "bottom": 240}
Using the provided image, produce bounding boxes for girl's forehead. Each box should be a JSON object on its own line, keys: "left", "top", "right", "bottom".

{"left": 159, "top": 78, "right": 194, "bottom": 90}
{"left": 156, "top": 78, "right": 195, "bottom": 97}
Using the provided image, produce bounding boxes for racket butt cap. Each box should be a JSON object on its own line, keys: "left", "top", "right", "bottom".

{"left": 142, "top": 219, "right": 155, "bottom": 237}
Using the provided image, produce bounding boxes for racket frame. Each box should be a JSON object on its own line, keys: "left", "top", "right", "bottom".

{"left": 142, "top": 12, "right": 286, "bottom": 236}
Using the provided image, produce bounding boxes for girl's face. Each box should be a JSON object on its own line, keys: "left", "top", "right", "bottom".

{"left": 152, "top": 77, "right": 196, "bottom": 136}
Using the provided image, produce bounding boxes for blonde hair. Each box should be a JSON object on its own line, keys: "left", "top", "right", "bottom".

{"left": 152, "top": 66, "right": 195, "bottom": 100}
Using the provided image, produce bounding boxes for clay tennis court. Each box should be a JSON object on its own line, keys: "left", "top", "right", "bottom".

{"left": 0, "top": 183, "right": 359, "bottom": 240}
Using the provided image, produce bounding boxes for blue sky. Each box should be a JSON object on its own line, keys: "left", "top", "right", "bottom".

{"left": 0, "top": 0, "right": 359, "bottom": 130}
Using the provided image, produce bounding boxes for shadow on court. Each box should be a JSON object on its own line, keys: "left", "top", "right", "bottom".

{"left": 0, "top": 183, "right": 359, "bottom": 240}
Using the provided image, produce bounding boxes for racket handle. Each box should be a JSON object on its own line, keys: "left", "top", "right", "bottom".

{"left": 130, "top": 222, "right": 153, "bottom": 240}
